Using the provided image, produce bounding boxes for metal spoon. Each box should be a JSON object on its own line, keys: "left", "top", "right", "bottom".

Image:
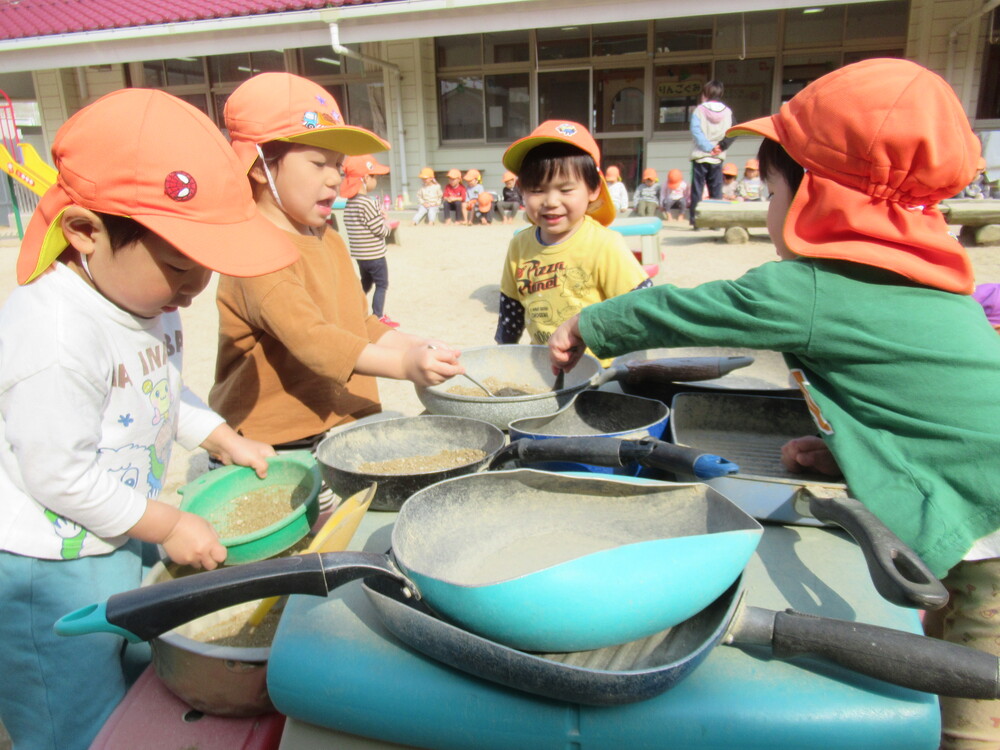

{"left": 461, "top": 372, "right": 498, "bottom": 397}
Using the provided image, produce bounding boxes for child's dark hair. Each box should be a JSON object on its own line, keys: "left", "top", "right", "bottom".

{"left": 757, "top": 139, "right": 805, "bottom": 194}
{"left": 517, "top": 142, "right": 600, "bottom": 192}
{"left": 701, "top": 80, "right": 724, "bottom": 102}
{"left": 95, "top": 212, "right": 149, "bottom": 250}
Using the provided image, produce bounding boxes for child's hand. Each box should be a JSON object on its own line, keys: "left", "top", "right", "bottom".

{"left": 162, "top": 510, "right": 228, "bottom": 570}
{"left": 548, "top": 315, "right": 586, "bottom": 374}
{"left": 780, "top": 436, "right": 842, "bottom": 476}
{"left": 403, "top": 344, "right": 464, "bottom": 386}
{"left": 202, "top": 424, "right": 276, "bottom": 478}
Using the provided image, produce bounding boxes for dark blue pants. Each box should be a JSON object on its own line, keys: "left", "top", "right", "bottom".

{"left": 690, "top": 161, "right": 723, "bottom": 227}
{"left": 357, "top": 257, "right": 389, "bottom": 318}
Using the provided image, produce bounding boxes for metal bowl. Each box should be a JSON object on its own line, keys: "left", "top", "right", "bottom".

{"left": 143, "top": 562, "right": 273, "bottom": 716}
{"left": 316, "top": 415, "right": 506, "bottom": 511}
{"left": 416, "top": 345, "right": 603, "bottom": 430}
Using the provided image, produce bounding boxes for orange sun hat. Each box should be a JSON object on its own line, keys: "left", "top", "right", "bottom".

{"left": 502, "top": 120, "right": 616, "bottom": 226}
{"left": 728, "top": 58, "right": 980, "bottom": 294}
{"left": 447, "top": 168, "right": 462, "bottom": 179}
{"left": 340, "top": 154, "right": 390, "bottom": 199}
{"left": 722, "top": 162, "right": 739, "bottom": 177}
{"left": 667, "top": 169, "right": 684, "bottom": 187}
{"left": 18, "top": 89, "right": 298, "bottom": 286}
{"left": 225, "top": 72, "right": 389, "bottom": 172}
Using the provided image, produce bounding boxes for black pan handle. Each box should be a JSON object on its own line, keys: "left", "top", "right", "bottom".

{"left": 490, "top": 436, "right": 738, "bottom": 479}
{"left": 596, "top": 356, "right": 755, "bottom": 387}
{"left": 56, "top": 551, "right": 403, "bottom": 642}
{"left": 799, "top": 488, "right": 949, "bottom": 610}
{"left": 764, "top": 607, "right": 1000, "bottom": 699}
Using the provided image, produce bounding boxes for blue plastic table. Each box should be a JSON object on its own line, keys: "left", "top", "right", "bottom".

{"left": 269, "top": 489, "right": 939, "bottom": 750}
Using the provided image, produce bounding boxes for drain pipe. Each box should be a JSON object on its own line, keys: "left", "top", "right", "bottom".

{"left": 329, "top": 22, "right": 409, "bottom": 205}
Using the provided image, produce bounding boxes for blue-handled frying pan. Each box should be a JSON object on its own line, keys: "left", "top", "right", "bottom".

{"left": 55, "top": 471, "right": 762, "bottom": 653}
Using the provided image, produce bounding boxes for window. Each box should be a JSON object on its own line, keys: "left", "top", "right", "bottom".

{"left": 208, "top": 51, "right": 285, "bottom": 84}
{"left": 485, "top": 30, "right": 530, "bottom": 64}
{"left": 653, "top": 63, "right": 710, "bottom": 132}
{"left": 537, "top": 26, "right": 590, "bottom": 61}
{"left": 436, "top": 33, "right": 533, "bottom": 143}
{"left": 486, "top": 74, "right": 530, "bottom": 142}
{"left": 436, "top": 36, "right": 482, "bottom": 68}
{"left": 439, "top": 76, "right": 484, "bottom": 141}
{"left": 142, "top": 58, "right": 205, "bottom": 87}
{"left": 654, "top": 17, "right": 713, "bottom": 54}
{"left": 978, "top": 8, "right": 1000, "bottom": 120}
{"left": 538, "top": 69, "right": 590, "bottom": 125}
{"left": 716, "top": 58, "right": 774, "bottom": 123}
{"left": 595, "top": 68, "right": 644, "bottom": 132}
{"left": 593, "top": 21, "right": 648, "bottom": 57}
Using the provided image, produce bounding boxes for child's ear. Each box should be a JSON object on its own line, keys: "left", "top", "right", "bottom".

{"left": 248, "top": 161, "right": 270, "bottom": 186}
{"left": 60, "top": 206, "right": 106, "bottom": 256}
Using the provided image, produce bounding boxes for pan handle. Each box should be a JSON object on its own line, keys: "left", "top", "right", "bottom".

{"left": 594, "top": 356, "right": 755, "bottom": 387}
{"left": 744, "top": 606, "right": 1000, "bottom": 699}
{"left": 55, "top": 551, "right": 404, "bottom": 643}
{"left": 490, "top": 436, "right": 739, "bottom": 479}
{"left": 797, "top": 487, "right": 949, "bottom": 610}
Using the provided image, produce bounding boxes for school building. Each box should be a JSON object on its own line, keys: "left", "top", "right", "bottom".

{"left": 0, "top": 0, "right": 997, "bottom": 208}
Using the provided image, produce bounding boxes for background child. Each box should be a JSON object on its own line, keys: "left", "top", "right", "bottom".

{"left": 633, "top": 168, "right": 660, "bottom": 216}
{"left": 0, "top": 89, "right": 291, "bottom": 750}
{"left": 660, "top": 168, "right": 687, "bottom": 222}
{"left": 411, "top": 167, "right": 442, "bottom": 226}
{"left": 441, "top": 168, "right": 466, "bottom": 225}
{"left": 475, "top": 188, "right": 495, "bottom": 224}
{"left": 605, "top": 165, "right": 629, "bottom": 214}
{"left": 721, "top": 162, "right": 739, "bottom": 199}
{"left": 462, "top": 169, "right": 484, "bottom": 225}
{"left": 210, "top": 73, "right": 463, "bottom": 489}
{"left": 342, "top": 153, "right": 396, "bottom": 326}
{"left": 548, "top": 59, "right": 1000, "bottom": 749}
{"left": 737, "top": 158, "right": 765, "bottom": 201}
{"left": 688, "top": 80, "right": 734, "bottom": 227}
{"left": 495, "top": 120, "right": 651, "bottom": 360}
{"left": 498, "top": 170, "right": 522, "bottom": 224}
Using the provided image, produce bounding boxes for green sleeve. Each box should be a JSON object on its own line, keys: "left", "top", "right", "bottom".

{"left": 579, "top": 259, "right": 817, "bottom": 359}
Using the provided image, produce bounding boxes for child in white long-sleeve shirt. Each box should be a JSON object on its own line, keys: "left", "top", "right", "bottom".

{"left": 0, "top": 89, "right": 293, "bottom": 750}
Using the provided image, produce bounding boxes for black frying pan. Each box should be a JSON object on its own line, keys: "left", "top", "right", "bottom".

{"left": 361, "top": 572, "right": 999, "bottom": 706}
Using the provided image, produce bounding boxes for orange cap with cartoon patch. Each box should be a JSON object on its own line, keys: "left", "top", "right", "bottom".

{"left": 225, "top": 72, "right": 389, "bottom": 172}
{"left": 18, "top": 89, "right": 298, "bottom": 286}
{"left": 502, "top": 120, "right": 616, "bottom": 226}
{"left": 340, "top": 154, "right": 390, "bottom": 198}
{"left": 728, "top": 58, "right": 980, "bottom": 294}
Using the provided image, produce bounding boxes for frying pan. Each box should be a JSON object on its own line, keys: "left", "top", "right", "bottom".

{"left": 315, "top": 415, "right": 506, "bottom": 511}
{"left": 55, "top": 471, "right": 763, "bottom": 653}
{"left": 416, "top": 345, "right": 753, "bottom": 429}
{"left": 361, "top": 572, "right": 1000, "bottom": 706}
{"left": 507, "top": 390, "right": 670, "bottom": 475}
{"left": 613, "top": 346, "right": 800, "bottom": 401}
{"left": 670, "top": 392, "right": 949, "bottom": 610}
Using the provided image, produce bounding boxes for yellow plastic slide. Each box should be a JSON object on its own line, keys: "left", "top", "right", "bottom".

{"left": 1, "top": 141, "right": 55, "bottom": 196}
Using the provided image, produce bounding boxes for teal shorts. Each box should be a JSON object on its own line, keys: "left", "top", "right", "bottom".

{"left": 0, "top": 540, "right": 149, "bottom": 750}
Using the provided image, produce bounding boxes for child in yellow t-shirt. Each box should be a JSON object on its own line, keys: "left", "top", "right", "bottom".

{"left": 495, "top": 120, "right": 651, "bottom": 354}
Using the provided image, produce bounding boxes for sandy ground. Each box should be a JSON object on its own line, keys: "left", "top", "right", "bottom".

{"left": 0, "top": 216, "right": 998, "bottom": 745}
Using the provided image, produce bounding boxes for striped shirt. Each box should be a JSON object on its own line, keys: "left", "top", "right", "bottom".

{"left": 344, "top": 195, "right": 390, "bottom": 260}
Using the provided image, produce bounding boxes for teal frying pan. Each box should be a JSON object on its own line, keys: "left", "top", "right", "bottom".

{"left": 55, "top": 471, "right": 762, "bottom": 653}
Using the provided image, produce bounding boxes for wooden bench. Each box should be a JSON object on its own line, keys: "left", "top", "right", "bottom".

{"left": 694, "top": 198, "right": 1000, "bottom": 246}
